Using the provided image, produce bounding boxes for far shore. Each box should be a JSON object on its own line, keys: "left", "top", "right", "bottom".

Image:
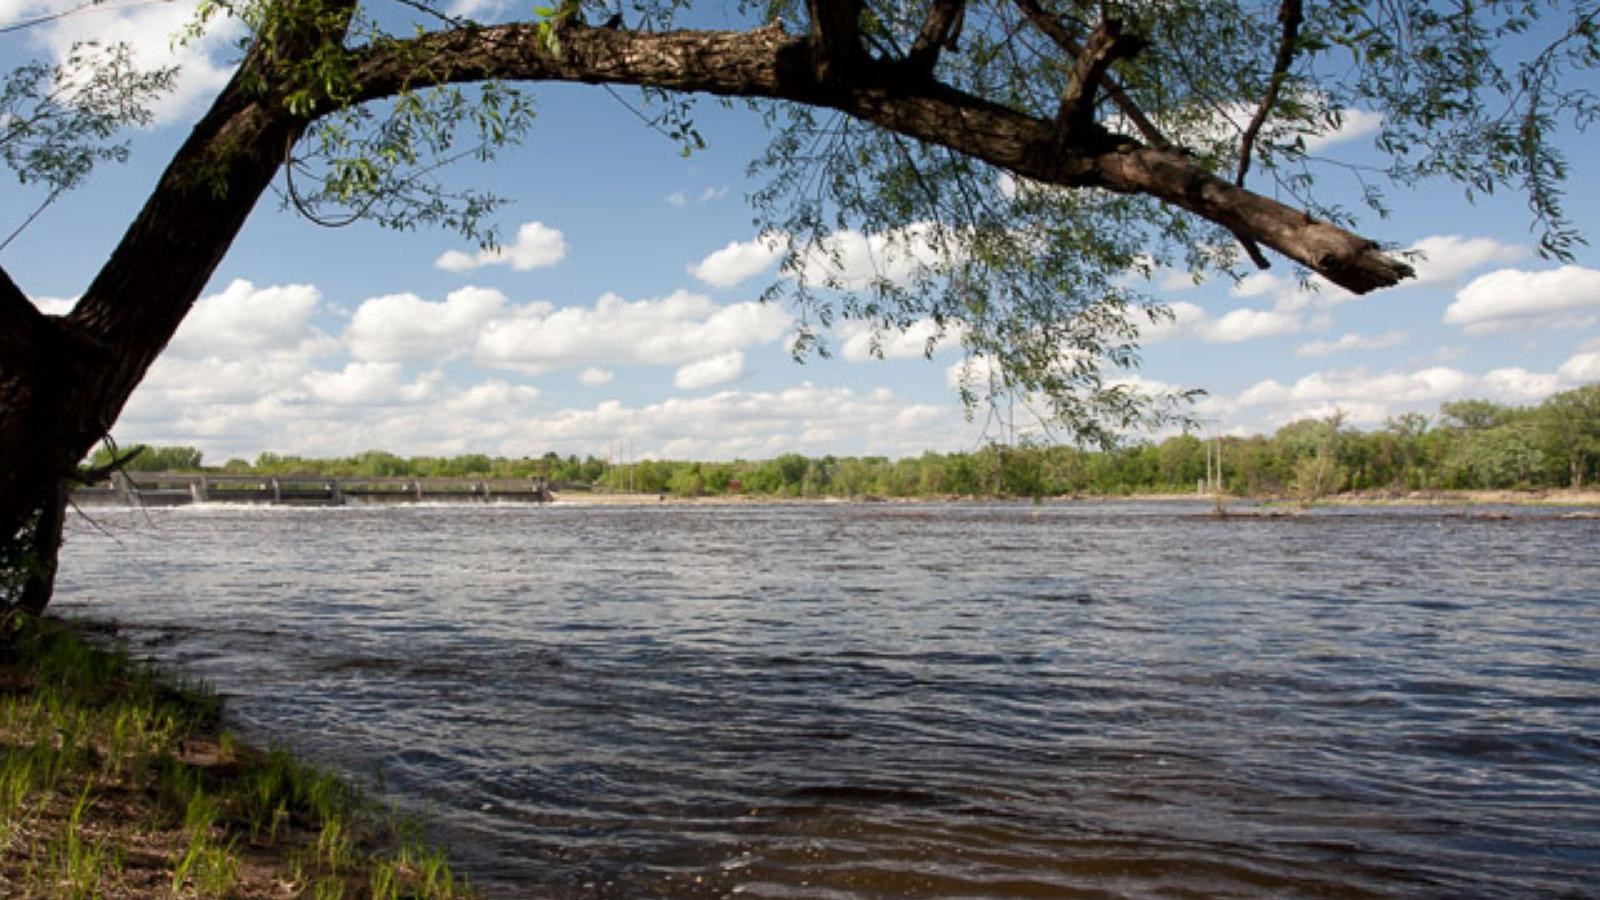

{"left": 548, "top": 487, "right": 1600, "bottom": 508}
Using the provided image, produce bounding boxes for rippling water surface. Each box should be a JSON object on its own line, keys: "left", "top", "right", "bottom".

{"left": 55, "top": 501, "right": 1600, "bottom": 897}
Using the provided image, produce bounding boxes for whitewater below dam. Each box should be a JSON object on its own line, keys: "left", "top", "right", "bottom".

{"left": 53, "top": 501, "right": 1600, "bottom": 897}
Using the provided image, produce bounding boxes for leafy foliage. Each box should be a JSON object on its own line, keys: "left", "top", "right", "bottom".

{"left": 0, "top": 43, "right": 174, "bottom": 196}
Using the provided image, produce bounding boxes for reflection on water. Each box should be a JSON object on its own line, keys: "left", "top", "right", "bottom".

{"left": 55, "top": 502, "right": 1600, "bottom": 897}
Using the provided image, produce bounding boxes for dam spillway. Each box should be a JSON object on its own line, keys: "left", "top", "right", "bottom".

{"left": 73, "top": 472, "right": 559, "bottom": 507}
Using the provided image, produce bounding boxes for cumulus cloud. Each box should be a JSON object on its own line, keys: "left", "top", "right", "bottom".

{"left": 165, "top": 279, "right": 331, "bottom": 358}
{"left": 1301, "top": 108, "right": 1383, "bottom": 152}
{"left": 1560, "top": 352, "right": 1600, "bottom": 383}
{"left": 445, "top": 0, "right": 515, "bottom": 19}
{"left": 1444, "top": 265, "right": 1600, "bottom": 333}
{"left": 839, "top": 319, "right": 964, "bottom": 362}
{"left": 1144, "top": 300, "right": 1303, "bottom": 344}
{"left": 1404, "top": 235, "right": 1528, "bottom": 288}
{"left": 577, "top": 367, "right": 615, "bottom": 386}
{"left": 435, "top": 222, "right": 567, "bottom": 272}
{"left": 474, "top": 289, "right": 792, "bottom": 374}
{"left": 688, "top": 235, "right": 784, "bottom": 288}
{"left": 1202, "top": 362, "right": 1585, "bottom": 434}
{"left": 30, "top": 295, "right": 76, "bottom": 315}
{"left": 796, "top": 223, "right": 960, "bottom": 290}
{"left": 1108, "top": 99, "right": 1379, "bottom": 161}
{"left": 303, "top": 362, "right": 438, "bottom": 406}
{"left": 1203, "top": 305, "right": 1305, "bottom": 341}
{"left": 120, "top": 378, "right": 976, "bottom": 462}
{"left": 674, "top": 351, "right": 746, "bottom": 390}
{"left": 1231, "top": 272, "right": 1291, "bottom": 299}
{"left": 6, "top": 0, "right": 244, "bottom": 125}
{"left": 451, "top": 380, "right": 541, "bottom": 412}
{"left": 345, "top": 286, "right": 509, "bottom": 362}
{"left": 1295, "top": 331, "right": 1406, "bottom": 358}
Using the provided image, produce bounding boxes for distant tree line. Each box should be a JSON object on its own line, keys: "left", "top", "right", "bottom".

{"left": 90, "top": 386, "right": 1600, "bottom": 499}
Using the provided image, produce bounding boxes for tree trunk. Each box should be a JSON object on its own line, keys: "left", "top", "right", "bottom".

{"left": 17, "top": 480, "right": 68, "bottom": 616}
{"left": 0, "top": 22, "right": 322, "bottom": 600}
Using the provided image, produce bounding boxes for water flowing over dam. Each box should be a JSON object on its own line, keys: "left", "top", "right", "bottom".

{"left": 73, "top": 471, "right": 558, "bottom": 506}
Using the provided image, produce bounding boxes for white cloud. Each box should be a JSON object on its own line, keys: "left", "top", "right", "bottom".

{"left": 541, "top": 385, "right": 974, "bottom": 461}
{"left": 1404, "top": 235, "right": 1528, "bottom": 288}
{"left": 674, "top": 351, "right": 745, "bottom": 390}
{"left": 699, "top": 186, "right": 729, "bottom": 203}
{"left": 117, "top": 380, "right": 975, "bottom": 464}
{"left": 1295, "top": 331, "right": 1406, "bottom": 358}
{"left": 302, "top": 363, "right": 438, "bottom": 406}
{"left": 1231, "top": 272, "right": 1290, "bottom": 299}
{"left": 1560, "top": 352, "right": 1600, "bottom": 382}
{"left": 1207, "top": 361, "right": 1586, "bottom": 434}
{"left": 166, "top": 279, "right": 329, "bottom": 358}
{"left": 1481, "top": 366, "right": 1562, "bottom": 400}
{"left": 444, "top": 0, "right": 514, "bottom": 19}
{"left": 944, "top": 354, "right": 1003, "bottom": 391}
{"left": 1116, "top": 99, "right": 1379, "bottom": 161}
{"left": 1444, "top": 265, "right": 1600, "bottom": 333}
{"left": 435, "top": 222, "right": 567, "bottom": 272}
{"left": 30, "top": 295, "right": 76, "bottom": 315}
{"left": 1208, "top": 308, "right": 1303, "bottom": 342}
{"left": 1301, "top": 108, "right": 1383, "bottom": 152}
{"left": 577, "top": 367, "right": 615, "bottom": 387}
{"left": 345, "top": 286, "right": 508, "bottom": 362}
{"left": 796, "top": 223, "right": 959, "bottom": 290}
{"left": 10, "top": 0, "right": 241, "bottom": 125}
{"left": 1234, "top": 367, "right": 1473, "bottom": 410}
{"left": 474, "top": 289, "right": 792, "bottom": 374}
{"left": 1144, "top": 300, "right": 1302, "bottom": 344}
{"left": 688, "top": 235, "right": 784, "bottom": 288}
{"left": 839, "top": 319, "right": 964, "bottom": 361}
{"left": 664, "top": 191, "right": 687, "bottom": 208}
{"left": 1157, "top": 270, "right": 1202, "bottom": 292}
{"left": 445, "top": 379, "right": 539, "bottom": 412}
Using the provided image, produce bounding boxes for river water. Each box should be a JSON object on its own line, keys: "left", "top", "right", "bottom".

{"left": 53, "top": 501, "right": 1600, "bottom": 897}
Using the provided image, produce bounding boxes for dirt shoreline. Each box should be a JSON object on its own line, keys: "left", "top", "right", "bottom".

{"left": 0, "top": 618, "right": 470, "bottom": 898}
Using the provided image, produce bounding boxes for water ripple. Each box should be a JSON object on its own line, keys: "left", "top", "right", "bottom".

{"left": 54, "top": 501, "right": 1600, "bottom": 897}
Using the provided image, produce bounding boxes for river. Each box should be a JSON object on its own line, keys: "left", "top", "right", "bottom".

{"left": 53, "top": 501, "right": 1600, "bottom": 897}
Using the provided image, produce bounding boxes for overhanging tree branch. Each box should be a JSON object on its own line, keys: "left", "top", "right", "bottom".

{"left": 1010, "top": 0, "right": 1170, "bottom": 149}
{"left": 806, "top": 0, "right": 862, "bottom": 79}
{"left": 906, "top": 0, "right": 965, "bottom": 75}
{"left": 342, "top": 22, "right": 1410, "bottom": 292}
{"left": 1055, "top": 18, "right": 1143, "bottom": 139}
{"left": 0, "top": 263, "right": 48, "bottom": 365}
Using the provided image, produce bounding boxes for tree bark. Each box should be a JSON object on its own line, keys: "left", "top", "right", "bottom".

{"left": 16, "top": 480, "right": 68, "bottom": 617}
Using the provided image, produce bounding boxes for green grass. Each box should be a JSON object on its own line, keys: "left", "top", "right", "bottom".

{"left": 0, "top": 614, "right": 472, "bottom": 898}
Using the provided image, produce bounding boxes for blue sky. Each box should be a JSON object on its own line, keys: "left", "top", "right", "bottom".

{"left": 4, "top": 0, "right": 1598, "bottom": 463}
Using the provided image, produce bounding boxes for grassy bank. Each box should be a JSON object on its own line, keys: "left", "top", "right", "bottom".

{"left": 0, "top": 615, "right": 469, "bottom": 898}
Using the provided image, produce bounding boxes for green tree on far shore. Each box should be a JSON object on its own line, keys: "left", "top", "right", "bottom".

{"left": 76, "top": 387, "right": 1600, "bottom": 503}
